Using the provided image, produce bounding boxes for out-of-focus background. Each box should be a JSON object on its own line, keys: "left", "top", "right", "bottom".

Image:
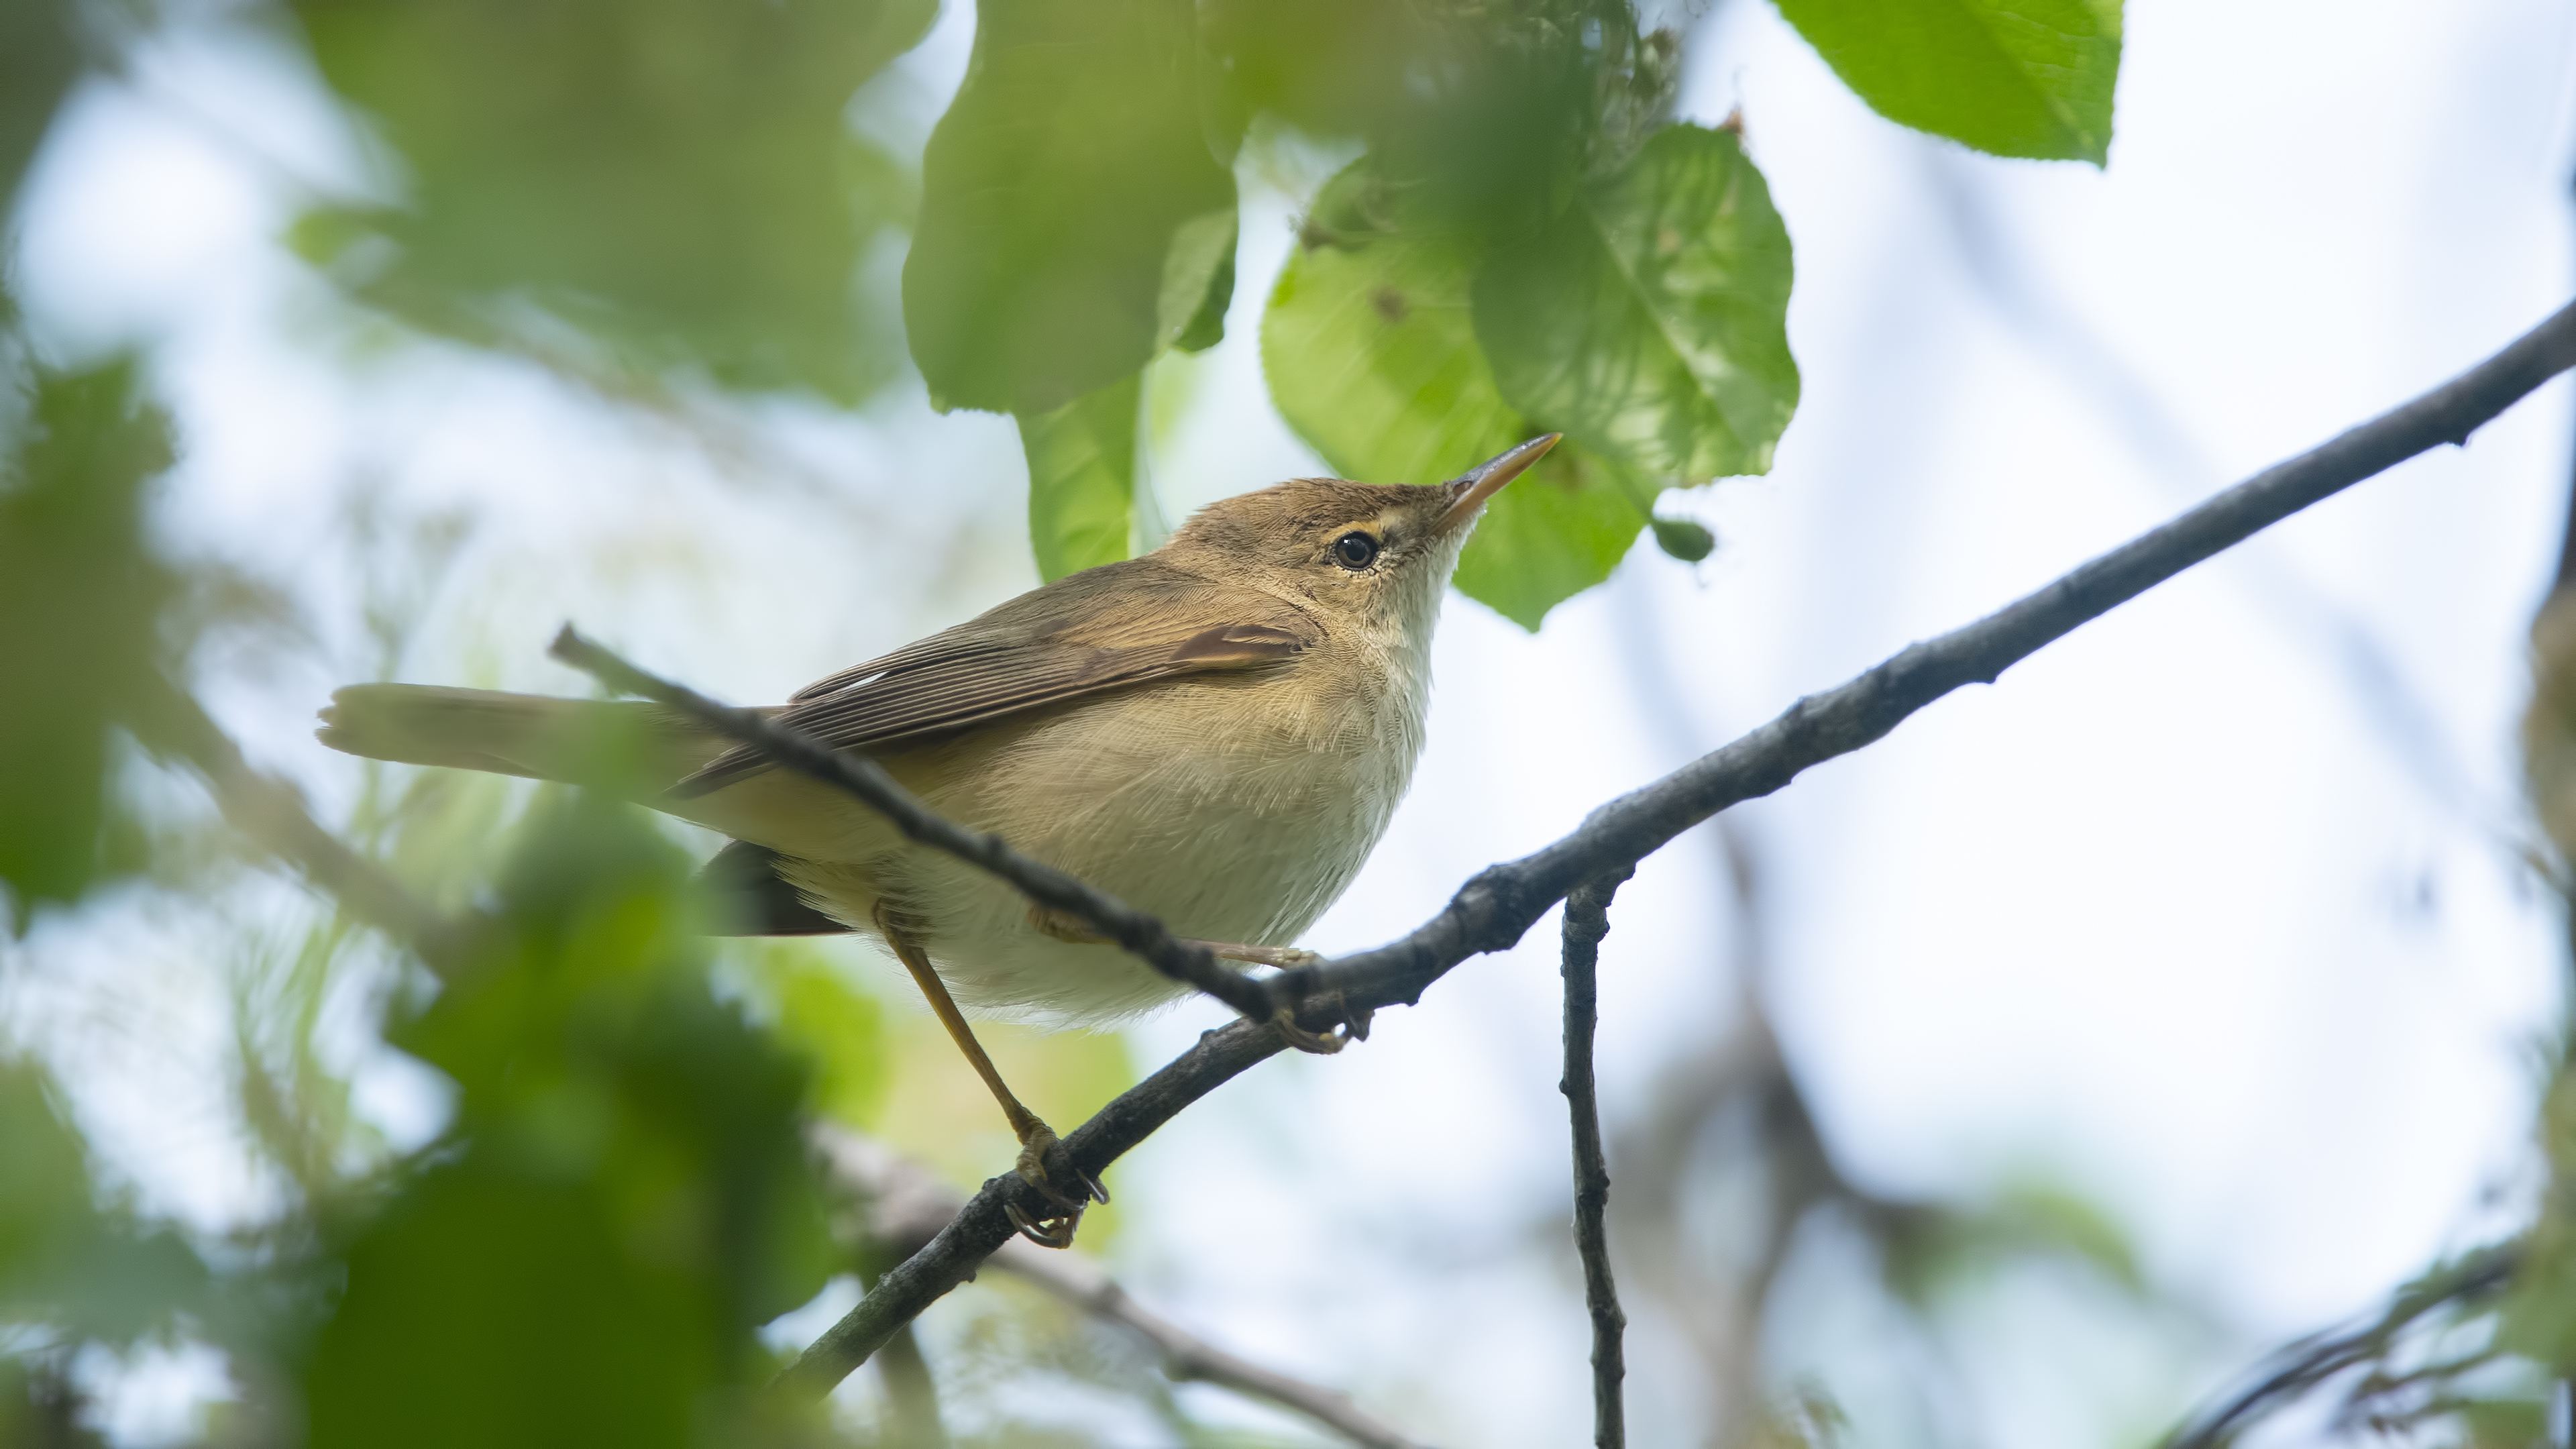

{"left": 4, "top": 0, "right": 2574, "bottom": 1444}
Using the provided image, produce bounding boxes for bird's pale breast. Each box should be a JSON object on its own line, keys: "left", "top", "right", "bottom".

{"left": 774, "top": 637, "right": 1430, "bottom": 1024}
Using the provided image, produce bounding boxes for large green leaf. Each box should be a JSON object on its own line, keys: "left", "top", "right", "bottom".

{"left": 290, "top": 0, "right": 934, "bottom": 401}
{"left": 1474, "top": 123, "right": 1797, "bottom": 483}
{"left": 1263, "top": 166, "right": 1644, "bottom": 631}
{"left": 1018, "top": 374, "right": 1142, "bottom": 582}
{"left": 1263, "top": 179, "right": 1517, "bottom": 484}
{"left": 1772, "top": 0, "right": 2122, "bottom": 164}
{"left": 904, "top": 0, "right": 1237, "bottom": 414}
{"left": 0, "top": 359, "right": 178, "bottom": 924}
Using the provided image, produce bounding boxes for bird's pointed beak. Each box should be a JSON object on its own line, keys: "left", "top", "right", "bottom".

{"left": 1436, "top": 434, "right": 1561, "bottom": 535}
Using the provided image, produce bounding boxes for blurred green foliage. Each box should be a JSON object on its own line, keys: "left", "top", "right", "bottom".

{"left": 301, "top": 794, "right": 839, "bottom": 1448}
{"left": 268, "top": 0, "right": 2123, "bottom": 629}
{"left": 0, "top": 0, "right": 78, "bottom": 213}
{"left": 0, "top": 1060, "right": 211, "bottom": 1348}
{"left": 0, "top": 355, "right": 178, "bottom": 924}
{"left": 288, "top": 0, "right": 935, "bottom": 400}
{"left": 904, "top": 0, "right": 1238, "bottom": 417}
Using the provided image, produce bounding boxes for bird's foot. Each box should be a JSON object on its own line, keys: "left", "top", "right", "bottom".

{"left": 1269, "top": 988, "right": 1373, "bottom": 1056}
{"left": 1006, "top": 1119, "right": 1109, "bottom": 1249}
{"left": 1190, "top": 940, "right": 1327, "bottom": 970}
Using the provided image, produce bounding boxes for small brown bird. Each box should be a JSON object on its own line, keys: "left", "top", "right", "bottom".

{"left": 318, "top": 434, "right": 1558, "bottom": 1242}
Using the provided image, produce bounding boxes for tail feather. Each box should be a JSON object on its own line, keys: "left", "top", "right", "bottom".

{"left": 317, "top": 684, "right": 722, "bottom": 789}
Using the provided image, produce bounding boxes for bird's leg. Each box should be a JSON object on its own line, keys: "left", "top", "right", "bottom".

{"left": 1191, "top": 941, "right": 1326, "bottom": 969}
{"left": 875, "top": 903, "right": 1106, "bottom": 1249}
{"left": 1027, "top": 908, "right": 1364, "bottom": 1055}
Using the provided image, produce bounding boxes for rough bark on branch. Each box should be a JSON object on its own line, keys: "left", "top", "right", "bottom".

{"left": 769, "top": 300, "right": 2576, "bottom": 1403}
{"left": 1562, "top": 872, "right": 1631, "bottom": 1449}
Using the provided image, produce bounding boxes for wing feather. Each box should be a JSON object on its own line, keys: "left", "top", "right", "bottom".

{"left": 671, "top": 559, "right": 1318, "bottom": 799}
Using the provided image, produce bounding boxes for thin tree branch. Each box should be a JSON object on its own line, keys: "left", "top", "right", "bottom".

{"left": 1562, "top": 871, "right": 1631, "bottom": 1449}
{"left": 2159, "top": 1246, "right": 2519, "bottom": 1449}
{"left": 765, "top": 299, "right": 2576, "bottom": 1403}
{"left": 545, "top": 626, "right": 1274, "bottom": 1024}
{"left": 812, "top": 1126, "right": 1427, "bottom": 1449}
{"left": 1268, "top": 298, "right": 2576, "bottom": 1024}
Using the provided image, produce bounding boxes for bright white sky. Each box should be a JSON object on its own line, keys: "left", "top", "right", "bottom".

{"left": 7, "top": 0, "right": 2576, "bottom": 1445}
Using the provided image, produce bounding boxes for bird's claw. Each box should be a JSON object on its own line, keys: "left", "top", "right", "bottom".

{"left": 1010, "top": 1120, "right": 1108, "bottom": 1248}
{"left": 1005, "top": 1199, "right": 1079, "bottom": 1249}
{"left": 1269, "top": 989, "right": 1373, "bottom": 1055}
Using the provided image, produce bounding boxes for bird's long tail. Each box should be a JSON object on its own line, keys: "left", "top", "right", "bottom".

{"left": 315, "top": 684, "right": 726, "bottom": 790}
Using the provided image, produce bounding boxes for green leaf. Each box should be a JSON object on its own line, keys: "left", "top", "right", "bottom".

{"left": 1452, "top": 452, "right": 1650, "bottom": 631}
{"left": 904, "top": 0, "right": 1237, "bottom": 413}
{"left": 0, "top": 358, "right": 178, "bottom": 922}
{"left": 290, "top": 0, "right": 935, "bottom": 401}
{"left": 1771, "top": 0, "right": 2122, "bottom": 164}
{"left": 1262, "top": 172, "right": 1521, "bottom": 485}
{"left": 1263, "top": 165, "right": 1644, "bottom": 631}
{"left": 1018, "top": 374, "right": 1142, "bottom": 582}
{"left": 1164, "top": 209, "right": 1238, "bottom": 354}
{"left": 1474, "top": 123, "right": 1799, "bottom": 483}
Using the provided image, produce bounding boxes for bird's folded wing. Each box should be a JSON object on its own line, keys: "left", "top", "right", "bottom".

{"left": 670, "top": 559, "right": 1320, "bottom": 798}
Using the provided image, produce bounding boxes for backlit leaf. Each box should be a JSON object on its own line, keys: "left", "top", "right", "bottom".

{"left": 905, "top": 0, "right": 1236, "bottom": 413}
{"left": 1451, "top": 450, "right": 1650, "bottom": 631}
{"left": 1474, "top": 123, "right": 1797, "bottom": 482}
{"left": 1262, "top": 171, "right": 1520, "bottom": 485}
{"left": 1263, "top": 166, "right": 1644, "bottom": 631}
{"left": 1772, "top": 0, "right": 2123, "bottom": 164}
{"left": 1019, "top": 374, "right": 1142, "bottom": 582}
{"left": 1163, "top": 209, "right": 1239, "bottom": 354}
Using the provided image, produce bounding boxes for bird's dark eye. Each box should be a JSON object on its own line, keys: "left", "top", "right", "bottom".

{"left": 1332, "top": 531, "right": 1379, "bottom": 570}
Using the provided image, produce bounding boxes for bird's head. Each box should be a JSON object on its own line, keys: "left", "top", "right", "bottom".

{"left": 1160, "top": 435, "right": 1559, "bottom": 640}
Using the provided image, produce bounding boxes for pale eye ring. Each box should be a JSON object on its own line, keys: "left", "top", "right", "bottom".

{"left": 1332, "top": 531, "right": 1379, "bottom": 570}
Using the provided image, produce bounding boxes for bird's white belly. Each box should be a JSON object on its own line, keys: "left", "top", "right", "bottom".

{"left": 794, "top": 666, "right": 1423, "bottom": 1025}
